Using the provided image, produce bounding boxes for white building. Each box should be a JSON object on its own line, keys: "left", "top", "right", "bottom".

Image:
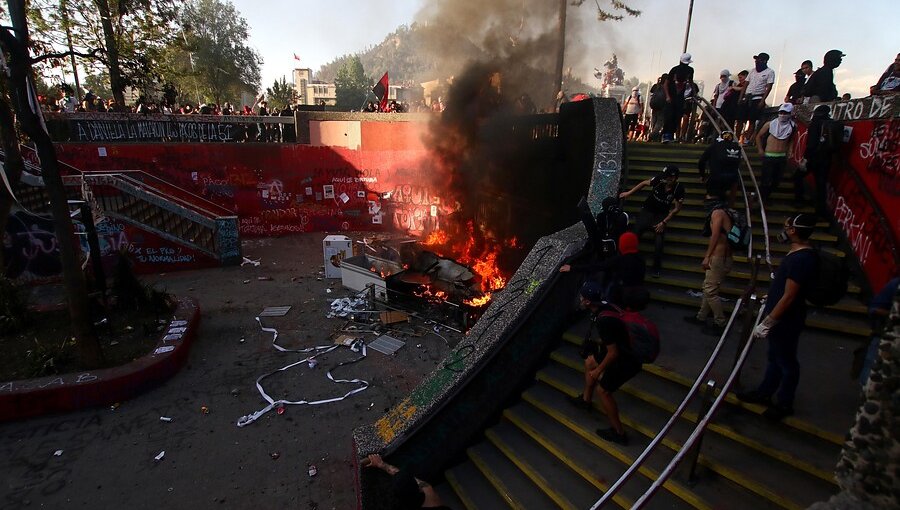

{"left": 292, "top": 68, "right": 336, "bottom": 106}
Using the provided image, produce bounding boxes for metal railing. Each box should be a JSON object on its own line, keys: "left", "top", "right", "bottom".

{"left": 590, "top": 98, "right": 774, "bottom": 509}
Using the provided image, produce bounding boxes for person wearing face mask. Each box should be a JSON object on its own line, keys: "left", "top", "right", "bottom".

{"left": 784, "top": 69, "right": 806, "bottom": 105}
{"left": 739, "top": 52, "right": 775, "bottom": 144}
{"left": 622, "top": 86, "right": 644, "bottom": 141}
{"left": 619, "top": 165, "right": 685, "bottom": 278}
{"left": 737, "top": 213, "right": 819, "bottom": 421}
{"left": 802, "top": 50, "right": 844, "bottom": 103}
{"left": 755, "top": 103, "right": 797, "bottom": 202}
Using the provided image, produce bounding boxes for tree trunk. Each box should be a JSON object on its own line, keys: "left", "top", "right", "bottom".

{"left": 3, "top": 0, "right": 104, "bottom": 368}
{"left": 554, "top": 0, "right": 567, "bottom": 107}
{"left": 0, "top": 93, "right": 25, "bottom": 271}
{"left": 93, "top": 0, "right": 127, "bottom": 107}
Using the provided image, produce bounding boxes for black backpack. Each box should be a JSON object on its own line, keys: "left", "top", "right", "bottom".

{"left": 820, "top": 119, "right": 845, "bottom": 155}
{"left": 806, "top": 249, "right": 849, "bottom": 306}
{"left": 650, "top": 88, "right": 666, "bottom": 110}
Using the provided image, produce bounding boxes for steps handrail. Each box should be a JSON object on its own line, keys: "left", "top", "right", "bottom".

{"left": 630, "top": 305, "right": 766, "bottom": 509}
{"left": 693, "top": 96, "right": 774, "bottom": 274}
{"left": 589, "top": 296, "right": 744, "bottom": 510}
{"left": 93, "top": 170, "right": 235, "bottom": 218}
{"left": 83, "top": 173, "right": 221, "bottom": 225}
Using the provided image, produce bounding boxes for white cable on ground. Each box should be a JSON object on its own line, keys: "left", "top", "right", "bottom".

{"left": 236, "top": 317, "right": 370, "bottom": 427}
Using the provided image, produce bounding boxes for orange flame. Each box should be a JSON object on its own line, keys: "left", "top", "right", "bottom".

{"left": 464, "top": 293, "right": 492, "bottom": 307}
{"left": 423, "top": 221, "right": 509, "bottom": 307}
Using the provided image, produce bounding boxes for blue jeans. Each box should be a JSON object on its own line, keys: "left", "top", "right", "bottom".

{"left": 756, "top": 327, "right": 801, "bottom": 409}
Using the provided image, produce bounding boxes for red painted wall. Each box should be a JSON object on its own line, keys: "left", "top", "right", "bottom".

{"left": 793, "top": 111, "right": 899, "bottom": 292}
{"left": 55, "top": 141, "right": 444, "bottom": 238}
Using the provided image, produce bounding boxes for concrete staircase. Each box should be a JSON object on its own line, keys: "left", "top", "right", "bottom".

{"left": 623, "top": 142, "right": 870, "bottom": 338}
{"left": 434, "top": 318, "right": 843, "bottom": 509}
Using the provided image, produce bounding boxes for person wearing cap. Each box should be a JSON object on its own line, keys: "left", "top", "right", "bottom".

{"left": 738, "top": 213, "right": 820, "bottom": 421}
{"left": 568, "top": 281, "right": 643, "bottom": 445}
{"left": 802, "top": 50, "right": 844, "bottom": 103}
{"left": 622, "top": 86, "right": 644, "bottom": 141}
{"left": 739, "top": 52, "right": 776, "bottom": 143}
{"left": 698, "top": 130, "right": 742, "bottom": 207}
{"left": 712, "top": 69, "right": 737, "bottom": 127}
{"left": 619, "top": 165, "right": 685, "bottom": 278}
{"left": 755, "top": 103, "right": 797, "bottom": 201}
{"left": 560, "top": 231, "right": 646, "bottom": 308}
{"left": 363, "top": 454, "right": 449, "bottom": 509}
{"left": 785, "top": 69, "right": 806, "bottom": 105}
{"left": 870, "top": 53, "right": 900, "bottom": 95}
{"left": 662, "top": 53, "right": 695, "bottom": 143}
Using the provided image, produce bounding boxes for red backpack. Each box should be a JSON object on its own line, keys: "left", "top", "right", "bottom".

{"left": 599, "top": 305, "right": 660, "bottom": 364}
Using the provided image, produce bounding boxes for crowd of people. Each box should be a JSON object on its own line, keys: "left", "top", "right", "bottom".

{"left": 627, "top": 50, "right": 900, "bottom": 145}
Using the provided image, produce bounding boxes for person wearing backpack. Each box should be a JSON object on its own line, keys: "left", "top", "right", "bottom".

{"left": 648, "top": 74, "right": 668, "bottom": 142}
{"left": 568, "top": 281, "right": 646, "bottom": 445}
{"left": 698, "top": 130, "right": 743, "bottom": 207}
{"left": 801, "top": 104, "right": 839, "bottom": 216}
{"left": 685, "top": 197, "right": 735, "bottom": 336}
{"left": 738, "top": 213, "right": 820, "bottom": 421}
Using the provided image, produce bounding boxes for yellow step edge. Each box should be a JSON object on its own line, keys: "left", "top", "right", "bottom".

{"left": 535, "top": 372, "right": 808, "bottom": 510}
{"left": 555, "top": 342, "right": 845, "bottom": 465}
{"left": 467, "top": 447, "right": 522, "bottom": 510}
{"left": 484, "top": 429, "right": 579, "bottom": 510}
{"left": 444, "top": 469, "right": 484, "bottom": 510}
{"left": 512, "top": 397, "right": 711, "bottom": 510}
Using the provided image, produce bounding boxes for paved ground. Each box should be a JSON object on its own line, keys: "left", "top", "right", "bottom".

{"left": 0, "top": 234, "right": 461, "bottom": 510}
{"left": 0, "top": 233, "right": 865, "bottom": 509}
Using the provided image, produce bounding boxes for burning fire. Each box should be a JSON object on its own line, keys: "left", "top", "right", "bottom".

{"left": 423, "top": 221, "right": 509, "bottom": 307}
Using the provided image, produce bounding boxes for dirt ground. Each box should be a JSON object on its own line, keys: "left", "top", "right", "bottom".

{"left": 0, "top": 233, "right": 462, "bottom": 510}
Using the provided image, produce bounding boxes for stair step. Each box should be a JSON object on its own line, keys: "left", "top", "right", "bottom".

{"left": 445, "top": 461, "right": 513, "bottom": 510}
{"left": 433, "top": 481, "right": 467, "bottom": 510}
{"left": 537, "top": 361, "right": 836, "bottom": 510}
{"left": 468, "top": 441, "right": 559, "bottom": 509}
{"left": 486, "top": 419, "right": 601, "bottom": 509}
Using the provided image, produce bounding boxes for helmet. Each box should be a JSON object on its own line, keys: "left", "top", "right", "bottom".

{"left": 662, "top": 165, "right": 680, "bottom": 178}
{"left": 579, "top": 281, "right": 606, "bottom": 303}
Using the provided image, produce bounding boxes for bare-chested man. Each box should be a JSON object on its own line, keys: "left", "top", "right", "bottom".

{"left": 755, "top": 103, "right": 796, "bottom": 201}
{"left": 685, "top": 195, "right": 734, "bottom": 336}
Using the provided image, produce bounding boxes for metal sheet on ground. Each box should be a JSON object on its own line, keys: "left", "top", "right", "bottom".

{"left": 368, "top": 334, "right": 405, "bottom": 355}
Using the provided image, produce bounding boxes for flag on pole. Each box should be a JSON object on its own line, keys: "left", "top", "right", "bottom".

{"left": 293, "top": 53, "right": 301, "bottom": 62}
{"left": 372, "top": 72, "right": 389, "bottom": 111}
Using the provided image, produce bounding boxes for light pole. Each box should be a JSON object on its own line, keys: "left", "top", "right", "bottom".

{"left": 683, "top": 0, "right": 695, "bottom": 53}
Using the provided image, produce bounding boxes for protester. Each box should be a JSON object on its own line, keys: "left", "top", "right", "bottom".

{"left": 755, "top": 103, "right": 797, "bottom": 202}
{"left": 568, "top": 281, "right": 643, "bottom": 445}
{"left": 857, "top": 276, "right": 900, "bottom": 385}
{"left": 559, "top": 231, "right": 646, "bottom": 307}
{"left": 578, "top": 196, "right": 629, "bottom": 261}
{"left": 712, "top": 69, "right": 738, "bottom": 128}
{"left": 363, "top": 454, "right": 449, "bottom": 509}
{"left": 785, "top": 69, "right": 806, "bottom": 105}
{"left": 800, "top": 60, "right": 814, "bottom": 83}
{"left": 662, "top": 53, "right": 695, "bottom": 143}
{"left": 731, "top": 70, "right": 751, "bottom": 144}
{"left": 870, "top": 53, "right": 900, "bottom": 95}
{"left": 803, "top": 50, "right": 844, "bottom": 103}
{"left": 685, "top": 196, "right": 734, "bottom": 335}
{"left": 740, "top": 52, "right": 776, "bottom": 145}
{"left": 622, "top": 86, "right": 643, "bottom": 141}
{"left": 619, "top": 165, "right": 685, "bottom": 278}
{"left": 698, "top": 130, "right": 742, "bottom": 207}
{"left": 648, "top": 73, "right": 668, "bottom": 142}
{"left": 802, "top": 104, "right": 837, "bottom": 216}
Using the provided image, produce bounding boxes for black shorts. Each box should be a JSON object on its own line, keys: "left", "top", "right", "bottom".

{"left": 746, "top": 98, "right": 765, "bottom": 122}
{"left": 580, "top": 344, "right": 642, "bottom": 392}
{"left": 624, "top": 113, "right": 639, "bottom": 129}
{"left": 706, "top": 172, "right": 740, "bottom": 197}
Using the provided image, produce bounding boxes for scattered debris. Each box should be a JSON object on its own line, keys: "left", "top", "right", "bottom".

{"left": 325, "top": 288, "right": 332, "bottom": 294}
{"left": 200, "top": 406, "right": 210, "bottom": 414}
{"left": 110, "top": 403, "right": 120, "bottom": 411}
{"left": 53, "top": 450, "right": 63, "bottom": 457}
{"left": 686, "top": 290, "right": 704, "bottom": 298}
{"left": 155, "top": 451, "right": 165, "bottom": 462}
{"left": 332, "top": 334, "right": 359, "bottom": 347}
{"left": 276, "top": 406, "right": 286, "bottom": 415}
{"left": 159, "top": 416, "right": 173, "bottom": 422}
{"left": 308, "top": 465, "right": 318, "bottom": 477}
{"left": 270, "top": 452, "right": 280, "bottom": 460}
{"left": 327, "top": 296, "right": 369, "bottom": 318}
{"left": 231, "top": 388, "right": 240, "bottom": 397}
{"left": 257, "top": 276, "right": 273, "bottom": 281}
{"left": 380, "top": 311, "right": 409, "bottom": 325}
{"left": 308, "top": 359, "right": 318, "bottom": 369}
{"left": 109, "top": 341, "right": 119, "bottom": 346}
{"left": 243, "top": 279, "right": 251, "bottom": 284}
{"left": 241, "top": 257, "right": 261, "bottom": 267}
{"left": 239, "top": 337, "right": 245, "bottom": 344}
{"left": 260, "top": 306, "right": 292, "bottom": 317}
{"left": 124, "top": 326, "right": 133, "bottom": 332}
{"left": 369, "top": 335, "right": 405, "bottom": 355}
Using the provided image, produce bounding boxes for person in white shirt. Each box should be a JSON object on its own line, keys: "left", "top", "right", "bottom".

{"left": 622, "top": 87, "right": 644, "bottom": 141}
{"left": 739, "top": 52, "right": 775, "bottom": 145}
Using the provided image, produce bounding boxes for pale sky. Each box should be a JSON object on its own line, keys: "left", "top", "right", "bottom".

{"left": 234, "top": 0, "right": 898, "bottom": 101}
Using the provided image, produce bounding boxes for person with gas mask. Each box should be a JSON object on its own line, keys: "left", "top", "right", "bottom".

{"left": 737, "top": 213, "right": 819, "bottom": 421}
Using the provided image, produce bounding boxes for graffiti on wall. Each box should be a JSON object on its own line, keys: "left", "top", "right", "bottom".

{"left": 2, "top": 211, "right": 61, "bottom": 281}
{"left": 858, "top": 119, "right": 900, "bottom": 195}
{"left": 828, "top": 185, "right": 897, "bottom": 292}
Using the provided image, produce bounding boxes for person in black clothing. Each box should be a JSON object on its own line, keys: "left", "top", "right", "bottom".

{"left": 363, "top": 454, "right": 451, "bottom": 509}
{"left": 578, "top": 196, "right": 629, "bottom": 260}
{"left": 662, "top": 53, "right": 695, "bottom": 143}
{"left": 738, "top": 213, "right": 820, "bottom": 421}
{"left": 620, "top": 165, "right": 685, "bottom": 278}
{"left": 559, "top": 231, "right": 646, "bottom": 308}
{"left": 568, "top": 281, "right": 643, "bottom": 445}
{"left": 698, "top": 131, "right": 743, "bottom": 207}
{"left": 803, "top": 50, "right": 844, "bottom": 103}
{"left": 800, "top": 104, "right": 835, "bottom": 215}
{"left": 785, "top": 69, "right": 806, "bottom": 104}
